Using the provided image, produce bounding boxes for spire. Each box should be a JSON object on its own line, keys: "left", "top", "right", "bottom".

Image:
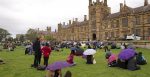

{"left": 144, "top": 0, "right": 148, "bottom": 6}
{"left": 104, "top": 0, "right": 107, "bottom": 6}
{"left": 89, "top": 0, "right": 92, "bottom": 6}
{"left": 124, "top": 0, "right": 126, "bottom": 6}
{"left": 84, "top": 15, "right": 87, "bottom": 21}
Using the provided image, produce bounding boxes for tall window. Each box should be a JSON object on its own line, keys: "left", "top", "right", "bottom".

{"left": 111, "top": 21, "right": 114, "bottom": 28}
{"left": 148, "top": 15, "right": 150, "bottom": 23}
{"left": 135, "top": 16, "right": 141, "bottom": 25}
{"left": 148, "top": 28, "right": 150, "bottom": 36}
{"left": 116, "top": 20, "right": 119, "bottom": 28}
{"left": 111, "top": 32, "right": 114, "bottom": 38}
{"left": 122, "top": 18, "right": 128, "bottom": 27}
{"left": 135, "top": 29, "right": 141, "bottom": 36}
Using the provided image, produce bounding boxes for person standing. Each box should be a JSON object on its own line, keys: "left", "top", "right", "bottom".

{"left": 32, "top": 37, "right": 41, "bottom": 68}
{"left": 41, "top": 43, "right": 52, "bottom": 66}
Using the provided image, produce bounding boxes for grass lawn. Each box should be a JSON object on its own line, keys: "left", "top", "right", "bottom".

{"left": 0, "top": 46, "right": 150, "bottom": 77}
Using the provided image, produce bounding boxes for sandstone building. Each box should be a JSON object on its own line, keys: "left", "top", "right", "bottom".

{"left": 56, "top": 0, "right": 150, "bottom": 41}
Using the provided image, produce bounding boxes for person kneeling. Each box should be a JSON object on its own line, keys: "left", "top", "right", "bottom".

{"left": 127, "top": 57, "right": 140, "bottom": 71}
{"left": 107, "top": 54, "right": 117, "bottom": 67}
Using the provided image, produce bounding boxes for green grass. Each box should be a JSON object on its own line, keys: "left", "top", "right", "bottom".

{"left": 0, "top": 46, "right": 150, "bottom": 77}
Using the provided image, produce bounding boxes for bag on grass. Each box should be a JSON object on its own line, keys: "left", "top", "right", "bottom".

{"left": 37, "top": 65, "right": 46, "bottom": 71}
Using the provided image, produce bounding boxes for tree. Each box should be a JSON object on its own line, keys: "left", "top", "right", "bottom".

{"left": 44, "top": 35, "right": 55, "bottom": 41}
{"left": 25, "top": 29, "right": 38, "bottom": 41}
{"left": 0, "top": 28, "right": 10, "bottom": 42}
{"left": 19, "top": 35, "right": 25, "bottom": 43}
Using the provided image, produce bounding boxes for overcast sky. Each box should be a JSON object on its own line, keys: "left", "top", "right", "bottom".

{"left": 0, "top": 0, "right": 149, "bottom": 37}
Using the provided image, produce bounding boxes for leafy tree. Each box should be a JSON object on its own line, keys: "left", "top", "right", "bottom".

{"left": 0, "top": 28, "right": 10, "bottom": 42}
{"left": 19, "top": 35, "right": 25, "bottom": 43}
{"left": 44, "top": 35, "right": 55, "bottom": 41}
{"left": 25, "top": 29, "right": 38, "bottom": 41}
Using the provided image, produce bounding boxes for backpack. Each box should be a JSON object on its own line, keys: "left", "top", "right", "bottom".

{"left": 37, "top": 65, "right": 46, "bottom": 71}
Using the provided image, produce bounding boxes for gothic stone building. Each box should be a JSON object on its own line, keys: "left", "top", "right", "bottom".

{"left": 56, "top": 0, "right": 150, "bottom": 41}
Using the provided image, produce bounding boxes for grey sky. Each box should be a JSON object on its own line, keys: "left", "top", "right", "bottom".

{"left": 0, "top": 0, "right": 149, "bottom": 37}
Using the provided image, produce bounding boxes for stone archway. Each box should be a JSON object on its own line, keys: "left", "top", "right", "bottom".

{"left": 92, "top": 33, "right": 96, "bottom": 40}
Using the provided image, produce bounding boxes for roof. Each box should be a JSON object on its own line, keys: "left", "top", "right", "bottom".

{"left": 134, "top": 4, "right": 150, "bottom": 13}
{"left": 104, "top": 4, "right": 150, "bottom": 20}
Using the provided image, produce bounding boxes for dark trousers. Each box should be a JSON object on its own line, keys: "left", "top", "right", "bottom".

{"left": 38, "top": 54, "right": 41, "bottom": 64}
{"left": 44, "top": 57, "right": 49, "bottom": 66}
{"left": 34, "top": 55, "right": 38, "bottom": 67}
{"left": 34, "top": 54, "right": 41, "bottom": 67}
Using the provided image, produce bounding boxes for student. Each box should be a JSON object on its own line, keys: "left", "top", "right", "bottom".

{"left": 66, "top": 50, "right": 76, "bottom": 66}
{"left": 32, "top": 37, "right": 42, "bottom": 68}
{"left": 136, "top": 52, "right": 147, "bottom": 65}
{"left": 104, "top": 45, "right": 108, "bottom": 52}
{"left": 105, "top": 49, "right": 112, "bottom": 59}
{"left": 46, "top": 69, "right": 62, "bottom": 77}
{"left": 41, "top": 43, "right": 52, "bottom": 66}
{"left": 64, "top": 71, "right": 72, "bottom": 77}
{"left": 117, "top": 59, "right": 128, "bottom": 69}
{"left": 127, "top": 57, "right": 140, "bottom": 71}
{"left": 86, "top": 46, "right": 96, "bottom": 64}
{"left": 107, "top": 54, "right": 117, "bottom": 67}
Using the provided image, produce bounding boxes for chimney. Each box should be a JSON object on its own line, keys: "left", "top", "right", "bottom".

{"left": 75, "top": 18, "right": 78, "bottom": 22}
{"left": 69, "top": 20, "right": 71, "bottom": 24}
{"left": 84, "top": 15, "right": 87, "bottom": 21}
{"left": 104, "top": 0, "right": 107, "bottom": 6}
{"left": 120, "top": 3, "right": 123, "bottom": 11}
{"left": 89, "top": 0, "right": 92, "bottom": 6}
{"left": 63, "top": 22, "right": 65, "bottom": 26}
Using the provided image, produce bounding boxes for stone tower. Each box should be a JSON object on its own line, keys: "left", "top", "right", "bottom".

{"left": 47, "top": 27, "right": 51, "bottom": 32}
{"left": 88, "top": 0, "right": 110, "bottom": 40}
{"left": 144, "top": 0, "right": 148, "bottom": 6}
{"left": 58, "top": 23, "right": 62, "bottom": 31}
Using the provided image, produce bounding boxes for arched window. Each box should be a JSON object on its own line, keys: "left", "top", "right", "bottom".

{"left": 122, "top": 18, "right": 128, "bottom": 27}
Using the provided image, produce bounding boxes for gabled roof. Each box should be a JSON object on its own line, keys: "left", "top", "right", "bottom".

{"left": 104, "top": 4, "right": 150, "bottom": 20}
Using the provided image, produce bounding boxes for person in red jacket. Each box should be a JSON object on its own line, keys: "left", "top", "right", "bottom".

{"left": 41, "top": 43, "right": 52, "bottom": 66}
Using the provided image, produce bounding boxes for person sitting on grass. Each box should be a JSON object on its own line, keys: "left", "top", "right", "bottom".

{"left": 46, "top": 69, "right": 62, "bottom": 77}
{"left": 66, "top": 50, "right": 76, "bottom": 66}
{"left": 86, "top": 46, "right": 96, "bottom": 64}
{"left": 105, "top": 49, "right": 112, "bottom": 59}
{"left": 106, "top": 54, "right": 117, "bottom": 67}
{"left": 136, "top": 52, "right": 147, "bottom": 65}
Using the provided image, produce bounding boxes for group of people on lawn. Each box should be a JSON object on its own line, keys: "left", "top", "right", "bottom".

{"left": 105, "top": 46, "right": 147, "bottom": 71}
{"left": 30, "top": 37, "right": 147, "bottom": 77}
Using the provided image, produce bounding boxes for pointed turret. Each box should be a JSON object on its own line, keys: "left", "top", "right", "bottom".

{"left": 144, "top": 0, "right": 148, "bottom": 6}
{"left": 104, "top": 0, "right": 107, "bottom": 6}
{"left": 89, "top": 0, "right": 92, "bottom": 6}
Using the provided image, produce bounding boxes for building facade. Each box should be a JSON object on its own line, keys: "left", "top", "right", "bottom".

{"left": 56, "top": 0, "right": 150, "bottom": 41}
